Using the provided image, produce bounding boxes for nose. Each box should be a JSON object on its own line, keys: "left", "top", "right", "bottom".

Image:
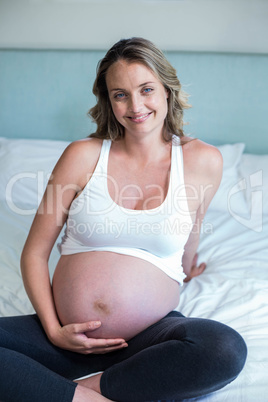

{"left": 128, "top": 94, "right": 142, "bottom": 113}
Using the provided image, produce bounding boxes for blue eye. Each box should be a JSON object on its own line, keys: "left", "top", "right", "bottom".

{"left": 143, "top": 88, "right": 153, "bottom": 94}
{"left": 114, "top": 93, "right": 125, "bottom": 99}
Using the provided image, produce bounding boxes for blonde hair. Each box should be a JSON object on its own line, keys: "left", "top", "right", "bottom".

{"left": 89, "top": 37, "right": 191, "bottom": 141}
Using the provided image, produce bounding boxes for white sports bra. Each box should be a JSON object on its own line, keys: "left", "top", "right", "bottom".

{"left": 58, "top": 136, "right": 193, "bottom": 285}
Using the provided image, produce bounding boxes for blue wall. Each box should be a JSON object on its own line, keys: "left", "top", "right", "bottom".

{"left": 0, "top": 49, "right": 268, "bottom": 154}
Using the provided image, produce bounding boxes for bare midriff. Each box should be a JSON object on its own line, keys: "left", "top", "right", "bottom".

{"left": 52, "top": 251, "right": 180, "bottom": 341}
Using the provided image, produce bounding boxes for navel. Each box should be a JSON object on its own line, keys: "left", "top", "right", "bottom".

{"left": 93, "top": 299, "right": 110, "bottom": 315}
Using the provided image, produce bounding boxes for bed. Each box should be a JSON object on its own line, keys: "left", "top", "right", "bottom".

{"left": 0, "top": 137, "right": 267, "bottom": 401}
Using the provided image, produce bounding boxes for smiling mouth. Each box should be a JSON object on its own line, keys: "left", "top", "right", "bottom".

{"left": 127, "top": 112, "right": 152, "bottom": 122}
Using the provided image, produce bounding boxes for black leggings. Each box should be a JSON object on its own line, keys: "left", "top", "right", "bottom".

{"left": 0, "top": 311, "right": 247, "bottom": 402}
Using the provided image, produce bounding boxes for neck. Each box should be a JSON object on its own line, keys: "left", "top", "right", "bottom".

{"left": 120, "top": 132, "right": 170, "bottom": 164}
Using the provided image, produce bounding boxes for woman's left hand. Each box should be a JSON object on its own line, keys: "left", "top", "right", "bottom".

{"left": 184, "top": 253, "right": 206, "bottom": 283}
{"left": 49, "top": 321, "right": 128, "bottom": 354}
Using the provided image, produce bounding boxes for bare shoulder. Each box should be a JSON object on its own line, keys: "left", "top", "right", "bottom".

{"left": 51, "top": 137, "right": 103, "bottom": 187}
{"left": 182, "top": 137, "right": 223, "bottom": 183}
{"left": 181, "top": 137, "right": 223, "bottom": 212}
{"left": 62, "top": 137, "right": 102, "bottom": 162}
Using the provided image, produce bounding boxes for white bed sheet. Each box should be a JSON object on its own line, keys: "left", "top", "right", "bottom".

{"left": 179, "top": 210, "right": 268, "bottom": 401}
{"left": 0, "top": 138, "right": 267, "bottom": 401}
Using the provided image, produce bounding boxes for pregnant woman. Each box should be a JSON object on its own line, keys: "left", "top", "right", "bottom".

{"left": 0, "top": 37, "right": 247, "bottom": 402}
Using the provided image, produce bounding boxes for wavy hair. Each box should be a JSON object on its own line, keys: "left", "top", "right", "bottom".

{"left": 89, "top": 37, "right": 191, "bottom": 142}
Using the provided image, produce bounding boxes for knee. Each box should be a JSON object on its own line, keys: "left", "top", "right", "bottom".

{"left": 214, "top": 325, "right": 247, "bottom": 380}
{"left": 189, "top": 319, "right": 247, "bottom": 382}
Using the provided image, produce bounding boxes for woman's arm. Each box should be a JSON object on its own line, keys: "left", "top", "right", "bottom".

{"left": 182, "top": 207, "right": 207, "bottom": 282}
{"left": 21, "top": 140, "right": 127, "bottom": 353}
{"left": 182, "top": 141, "right": 223, "bottom": 282}
{"left": 21, "top": 142, "right": 80, "bottom": 341}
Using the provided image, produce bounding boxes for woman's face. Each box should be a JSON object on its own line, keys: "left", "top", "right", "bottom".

{"left": 106, "top": 60, "right": 169, "bottom": 139}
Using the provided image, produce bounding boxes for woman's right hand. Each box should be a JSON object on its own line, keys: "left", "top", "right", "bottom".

{"left": 49, "top": 321, "right": 128, "bottom": 354}
{"left": 183, "top": 253, "right": 206, "bottom": 283}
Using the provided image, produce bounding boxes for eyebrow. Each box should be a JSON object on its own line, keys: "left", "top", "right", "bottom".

{"left": 109, "top": 81, "right": 156, "bottom": 93}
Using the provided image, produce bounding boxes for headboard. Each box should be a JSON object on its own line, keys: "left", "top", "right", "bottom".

{"left": 0, "top": 49, "right": 267, "bottom": 154}
{"left": 1, "top": 0, "right": 268, "bottom": 154}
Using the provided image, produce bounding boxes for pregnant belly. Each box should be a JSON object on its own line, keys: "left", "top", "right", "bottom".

{"left": 52, "top": 251, "right": 180, "bottom": 340}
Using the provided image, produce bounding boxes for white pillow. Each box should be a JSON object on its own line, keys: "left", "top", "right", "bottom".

{"left": 208, "top": 143, "right": 249, "bottom": 216}
{"left": 0, "top": 138, "right": 251, "bottom": 219}
{"left": 0, "top": 138, "right": 70, "bottom": 215}
{"left": 239, "top": 153, "right": 268, "bottom": 215}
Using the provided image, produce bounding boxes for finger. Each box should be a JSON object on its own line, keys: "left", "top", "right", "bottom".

{"left": 191, "top": 262, "right": 206, "bottom": 278}
{"left": 73, "top": 321, "right": 101, "bottom": 333}
{"left": 88, "top": 338, "right": 127, "bottom": 349}
{"left": 198, "top": 262, "right": 207, "bottom": 272}
{"left": 98, "top": 343, "right": 128, "bottom": 354}
{"left": 89, "top": 342, "right": 128, "bottom": 355}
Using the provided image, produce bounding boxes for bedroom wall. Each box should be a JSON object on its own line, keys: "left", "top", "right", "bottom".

{"left": 0, "top": 0, "right": 268, "bottom": 154}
